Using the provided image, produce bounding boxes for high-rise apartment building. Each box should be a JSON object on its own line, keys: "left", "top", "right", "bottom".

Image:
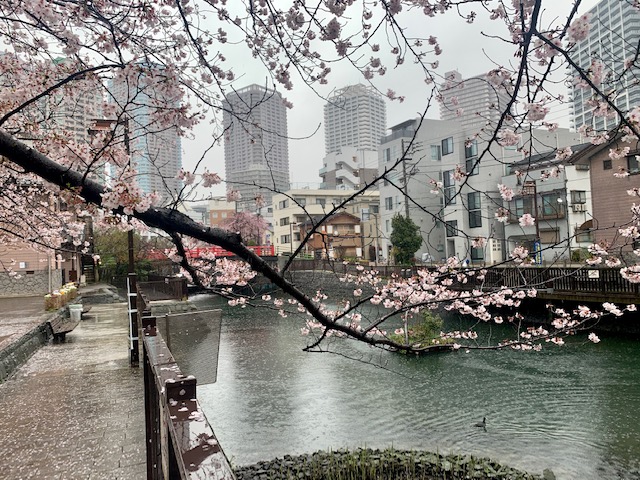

{"left": 48, "top": 72, "right": 103, "bottom": 144}
{"left": 109, "top": 67, "right": 183, "bottom": 202}
{"left": 439, "top": 70, "right": 512, "bottom": 130}
{"left": 222, "top": 84, "right": 290, "bottom": 210}
{"left": 323, "top": 84, "right": 387, "bottom": 154}
{"left": 321, "top": 84, "right": 386, "bottom": 189}
{"left": 569, "top": 0, "right": 640, "bottom": 131}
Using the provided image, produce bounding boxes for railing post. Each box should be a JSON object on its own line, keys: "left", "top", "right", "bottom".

{"left": 127, "top": 272, "right": 140, "bottom": 366}
{"left": 142, "top": 315, "right": 160, "bottom": 480}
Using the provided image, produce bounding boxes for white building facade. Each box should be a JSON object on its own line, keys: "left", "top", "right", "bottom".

{"left": 379, "top": 116, "right": 586, "bottom": 265}
{"left": 323, "top": 84, "right": 387, "bottom": 154}
{"left": 501, "top": 147, "right": 594, "bottom": 264}
{"left": 320, "top": 147, "right": 379, "bottom": 190}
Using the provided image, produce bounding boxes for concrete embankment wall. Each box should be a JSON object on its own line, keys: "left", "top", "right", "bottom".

{"left": 0, "top": 319, "right": 54, "bottom": 383}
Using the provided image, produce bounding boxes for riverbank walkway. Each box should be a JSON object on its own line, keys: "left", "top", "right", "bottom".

{"left": 0, "top": 284, "right": 146, "bottom": 479}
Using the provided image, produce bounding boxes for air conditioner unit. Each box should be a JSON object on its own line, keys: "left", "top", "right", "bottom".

{"left": 572, "top": 203, "right": 586, "bottom": 212}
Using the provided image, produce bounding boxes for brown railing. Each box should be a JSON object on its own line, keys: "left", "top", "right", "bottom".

{"left": 277, "top": 258, "right": 640, "bottom": 301}
{"left": 283, "top": 258, "right": 418, "bottom": 278}
{"left": 482, "top": 266, "right": 640, "bottom": 298}
{"left": 138, "top": 289, "right": 235, "bottom": 480}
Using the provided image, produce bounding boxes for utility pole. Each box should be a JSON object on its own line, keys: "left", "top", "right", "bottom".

{"left": 523, "top": 180, "right": 541, "bottom": 265}
{"left": 401, "top": 139, "right": 410, "bottom": 219}
{"left": 374, "top": 213, "right": 379, "bottom": 266}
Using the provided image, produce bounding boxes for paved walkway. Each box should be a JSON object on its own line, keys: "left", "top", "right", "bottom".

{"left": 0, "top": 287, "right": 146, "bottom": 479}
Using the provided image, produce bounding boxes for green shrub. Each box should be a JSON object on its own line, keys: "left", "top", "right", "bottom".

{"left": 388, "top": 310, "right": 449, "bottom": 347}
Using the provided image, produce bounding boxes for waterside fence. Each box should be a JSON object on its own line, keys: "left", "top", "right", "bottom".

{"left": 279, "top": 259, "right": 640, "bottom": 303}
{"left": 136, "top": 285, "right": 235, "bottom": 479}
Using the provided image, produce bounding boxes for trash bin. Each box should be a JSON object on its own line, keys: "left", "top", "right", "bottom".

{"left": 69, "top": 304, "right": 82, "bottom": 322}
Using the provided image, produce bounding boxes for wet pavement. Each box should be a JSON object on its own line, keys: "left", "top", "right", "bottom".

{"left": 0, "top": 287, "right": 146, "bottom": 479}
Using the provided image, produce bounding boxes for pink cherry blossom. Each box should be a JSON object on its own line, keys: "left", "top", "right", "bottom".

{"left": 519, "top": 214, "right": 535, "bottom": 227}
{"left": 498, "top": 184, "right": 514, "bottom": 201}
{"left": 566, "top": 13, "right": 592, "bottom": 43}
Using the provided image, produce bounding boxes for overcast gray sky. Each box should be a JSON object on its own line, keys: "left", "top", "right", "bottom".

{"left": 184, "top": 0, "right": 598, "bottom": 195}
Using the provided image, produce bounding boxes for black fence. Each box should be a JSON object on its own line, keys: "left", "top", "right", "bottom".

{"left": 112, "top": 274, "right": 188, "bottom": 301}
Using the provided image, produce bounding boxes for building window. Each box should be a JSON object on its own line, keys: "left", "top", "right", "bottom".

{"left": 212, "top": 212, "right": 218, "bottom": 218}
{"left": 279, "top": 199, "right": 289, "bottom": 209}
{"left": 541, "top": 192, "right": 564, "bottom": 217}
{"left": 465, "top": 140, "right": 478, "bottom": 158}
{"left": 470, "top": 246, "right": 484, "bottom": 261}
{"left": 384, "top": 148, "right": 391, "bottom": 162}
{"left": 513, "top": 197, "right": 533, "bottom": 217}
{"left": 441, "top": 137, "right": 454, "bottom": 156}
{"left": 468, "top": 192, "right": 482, "bottom": 228}
{"left": 279, "top": 217, "right": 289, "bottom": 226}
{"left": 443, "top": 170, "right": 456, "bottom": 205}
{"left": 539, "top": 229, "right": 560, "bottom": 244}
{"left": 371, "top": 204, "right": 379, "bottom": 214}
{"left": 575, "top": 227, "right": 593, "bottom": 243}
{"left": 293, "top": 232, "right": 301, "bottom": 242}
{"left": 221, "top": 212, "right": 227, "bottom": 218}
{"left": 465, "top": 158, "right": 479, "bottom": 176}
{"left": 571, "top": 190, "right": 586, "bottom": 204}
{"left": 316, "top": 198, "right": 326, "bottom": 206}
{"left": 603, "top": 159, "right": 612, "bottom": 170}
{"left": 628, "top": 156, "right": 640, "bottom": 174}
{"left": 445, "top": 220, "right": 458, "bottom": 237}
{"left": 281, "top": 234, "right": 290, "bottom": 244}
{"left": 294, "top": 197, "right": 307, "bottom": 207}
{"left": 431, "top": 145, "right": 441, "bottom": 161}
{"left": 385, "top": 196, "right": 394, "bottom": 210}
{"left": 385, "top": 219, "right": 390, "bottom": 233}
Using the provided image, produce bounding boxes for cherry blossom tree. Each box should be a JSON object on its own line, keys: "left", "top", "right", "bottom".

{"left": 221, "top": 211, "right": 269, "bottom": 245}
{"left": 0, "top": 0, "right": 638, "bottom": 355}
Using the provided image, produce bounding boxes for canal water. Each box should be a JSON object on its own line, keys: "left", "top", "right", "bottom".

{"left": 192, "top": 294, "right": 640, "bottom": 479}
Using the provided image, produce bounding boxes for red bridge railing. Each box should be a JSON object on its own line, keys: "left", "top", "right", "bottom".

{"left": 147, "top": 245, "right": 275, "bottom": 260}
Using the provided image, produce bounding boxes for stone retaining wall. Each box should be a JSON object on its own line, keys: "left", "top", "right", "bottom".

{"left": 0, "top": 271, "right": 62, "bottom": 296}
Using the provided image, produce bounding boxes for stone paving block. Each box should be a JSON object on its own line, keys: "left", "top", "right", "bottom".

{"left": 119, "top": 448, "right": 145, "bottom": 468}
